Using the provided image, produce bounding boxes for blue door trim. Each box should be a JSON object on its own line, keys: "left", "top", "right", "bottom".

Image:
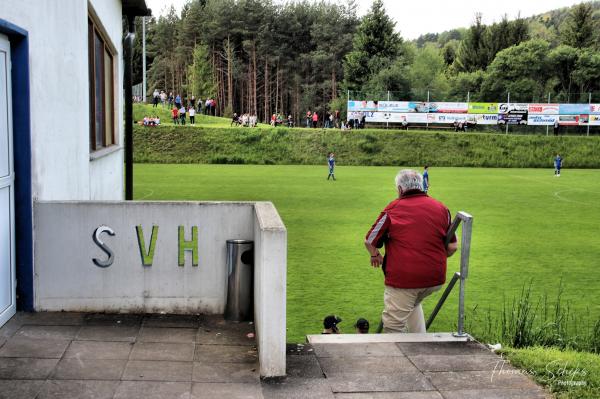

{"left": 0, "top": 19, "right": 33, "bottom": 311}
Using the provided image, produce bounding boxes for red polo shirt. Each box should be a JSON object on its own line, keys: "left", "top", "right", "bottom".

{"left": 365, "top": 191, "right": 455, "bottom": 289}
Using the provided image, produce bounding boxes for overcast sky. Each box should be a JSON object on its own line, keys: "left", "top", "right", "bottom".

{"left": 145, "top": 0, "right": 584, "bottom": 39}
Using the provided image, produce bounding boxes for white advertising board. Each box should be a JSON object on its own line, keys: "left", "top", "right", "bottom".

{"left": 427, "top": 102, "right": 468, "bottom": 113}
{"left": 589, "top": 115, "right": 600, "bottom": 125}
{"left": 365, "top": 112, "right": 428, "bottom": 123}
{"left": 528, "top": 115, "right": 559, "bottom": 125}
{"left": 528, "top": 104, "right": 559, "bottom": 115}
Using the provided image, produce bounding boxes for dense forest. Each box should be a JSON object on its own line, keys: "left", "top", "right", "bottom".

{"left": 132, "top": 0, "right": 600, "bottom": 122}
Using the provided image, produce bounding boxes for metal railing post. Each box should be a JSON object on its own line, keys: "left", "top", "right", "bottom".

{"left": 426, "top": 272, "right": 460, "bottom": 329}
{"left": 455, "top": 212, "right": 472, "bottom": 337}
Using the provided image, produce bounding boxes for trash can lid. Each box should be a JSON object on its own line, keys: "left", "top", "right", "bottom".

{"left": 226, "top": 239, "right": 253, "bottom": 245}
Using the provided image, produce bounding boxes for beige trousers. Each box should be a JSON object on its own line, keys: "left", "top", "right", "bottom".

{"left": 382, "top": 284, "right": 443, "bottom": 333}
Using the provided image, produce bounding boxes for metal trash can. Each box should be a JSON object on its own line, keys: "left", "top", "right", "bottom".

{"left": 225, "top": 239, "right": 254, "bottom": 321}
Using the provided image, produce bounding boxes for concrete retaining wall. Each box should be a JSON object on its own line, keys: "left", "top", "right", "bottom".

{"left": 33, "top": 200, "right": 287, "bottom": 377}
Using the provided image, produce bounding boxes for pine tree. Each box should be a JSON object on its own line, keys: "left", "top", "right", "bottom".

{"left": 188, "top": 44, "right": 216, "bottom": 100}
{"left": 343, "top": 0, "right": 402, "bottom": 91}
{"left": 560, "top": 3, "right": 596, "bottom": 49}
{"left": 453, "top": 13, "right": 487, "bottom": 73}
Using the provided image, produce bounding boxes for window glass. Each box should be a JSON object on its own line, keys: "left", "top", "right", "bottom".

{"left": 94, "top": 31, "right": 104, "bottom": 150}
{"left": 104, "top": 49, "right": 113, "bottom": 146}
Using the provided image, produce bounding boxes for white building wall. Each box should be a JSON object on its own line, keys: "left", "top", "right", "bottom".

{"left": 88, "top": 0, "right": 124, "bottom": 200}
{"left": 1, "top": 0, "right": 124, "bottom": 201}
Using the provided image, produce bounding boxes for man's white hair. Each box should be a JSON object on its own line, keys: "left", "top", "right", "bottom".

{"left": 395, "top": 169, "right": 424, "bottom": 192}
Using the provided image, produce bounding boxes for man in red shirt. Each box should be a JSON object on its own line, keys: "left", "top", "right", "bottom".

{"left": 365, "top": 169, "right": 458, "bottom": 333}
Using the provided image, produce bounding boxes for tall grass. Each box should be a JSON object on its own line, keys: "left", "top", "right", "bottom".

{"left": 134, "top": 125, "right": 600, "bottom": 168}
{"left": 468, "top": 280, "right": 600, "bottom": 352}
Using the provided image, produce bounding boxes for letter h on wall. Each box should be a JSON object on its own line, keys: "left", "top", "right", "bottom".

{"left": 178, "top": 226, "right": 199, "bottom": 267}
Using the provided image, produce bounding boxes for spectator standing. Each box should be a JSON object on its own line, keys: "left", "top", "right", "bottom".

{"left": 423, "top": 166, "right": 429, "bottom": 194}
{"left": 334, "top": 109, "right": 340, "bottom": 128}
{"left": 364, "top": 169, "right": 458, "bottom": 333}
{"left": 189, "top": 106, "right": 196, "bottom": 125}
{"left": 210, "top": 98, "right": 217, "bottom": 115}
{"left": 306, "top": 111, "right": 312, "bottom": 128}
{"left": 152, "top": 89, "right": 160, "bottom": 107}
{"left": 168, "top": 92, "right": 173, "bottom": 107}
{"left": 179, "top": 105, "right": 186, "bottom": 125}
{"left": 553, "top": 120, "right": 559, "bottom": 136}
{"left": 312, "top": 111, "right": 318, "bottom": 128}
{"left": 171, "top": 107, "right": 179, "bottom": 125}
{"left": 175, "top": 94, "right": 182, "bottom": 108}
{"left": 205, "top": 98, "right": 211, "bottom": 115}
{"left": 190, "top": 95, "right": 196, "bottom": 108}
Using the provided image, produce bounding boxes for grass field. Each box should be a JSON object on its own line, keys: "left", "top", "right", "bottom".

{"left": 134, "top": 164, "right": 600, "bottom": 343}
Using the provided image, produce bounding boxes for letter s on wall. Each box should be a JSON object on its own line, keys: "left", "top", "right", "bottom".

{"left": 92, "top": 226, "right": 115, "bottom": 268}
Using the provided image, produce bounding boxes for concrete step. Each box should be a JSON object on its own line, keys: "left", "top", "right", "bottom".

{"left": 307, "top": 332, "right": 472, "bottom": 344}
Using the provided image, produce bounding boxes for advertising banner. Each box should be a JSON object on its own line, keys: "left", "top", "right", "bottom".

{"left": 589, "top": 115, "right": 600, "bottom": 125}
{"left": 559, "top": 115, "right": 579, "bottom": 125}
{"left": 347, "top": 100, "right": 379, "bottom": 112}
{"left": 404, "top": 113, "right": 428, "bottom": 123}
{"left": 498, "top": 113, "right": 527, "bottom": 125}
{"left": 427, "top": 102, "right": 468, "bottom": 113}
{"left": 528, "top": 104, "right": 559, "bottom": 115}
{"left": 424, "top": 113, "right": 498, "bottom": 125}
{"left": 468, "top": 102, "right": 498, "bottom": 114}
{"left": 364, "top": 112, "right": 428, "bottom": 123}
{"left": 527, "top": 115, "right": 558, "bottom": 125}
{"left": 426, "top": 113, "right": 468, "bottom": 124}
{"left": 559, "top": 104, "right": 591, "bottom": 115}
{"left": 498, "top": 103, "right": 528, "bottom": 114}
{"left": 590, "top": 104, "right": 600, "bottom": 115}
{"left": 471, "top": 114, "right": 499, "bottom": 125}
{"left": 590, "top": 115, "right": 600, "bottom": 125}
{"left": 377, "top": 101, "right": 413, "bottom": 113}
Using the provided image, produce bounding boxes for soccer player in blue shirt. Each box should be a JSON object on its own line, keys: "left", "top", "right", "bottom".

{"left": 554, "top": 154, "right": 562, "bottom": 177}
{"left": 327, "top": 152, "right": 336, "bottom": 181}
{"left": 423, "top": 166, "right": 430, "bottom": 193}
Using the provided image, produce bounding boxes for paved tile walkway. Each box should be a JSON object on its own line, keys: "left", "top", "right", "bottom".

{"left": 0, "top": 312, "right": 549, "bottom": 398}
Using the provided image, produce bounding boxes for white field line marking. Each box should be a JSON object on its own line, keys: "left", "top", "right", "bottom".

{"left": 138, "top": 188, "right": 155, "bottom": 200}
{"left": 510, "top": 175, "right": 600, "bottom": 195}
{"left": 553, "top": 189, "right": 597, "bottom": 207}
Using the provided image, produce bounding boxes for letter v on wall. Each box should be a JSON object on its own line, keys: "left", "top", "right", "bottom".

{"left": 136, "top": 225, "right": 159, "bottom": 266}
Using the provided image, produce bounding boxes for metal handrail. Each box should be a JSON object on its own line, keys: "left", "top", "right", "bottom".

{"left": 425, "top": 271, "right": 460, "bottom": 329}
{"left": 427, "top": 211, "right": 473, "bottom": 337}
